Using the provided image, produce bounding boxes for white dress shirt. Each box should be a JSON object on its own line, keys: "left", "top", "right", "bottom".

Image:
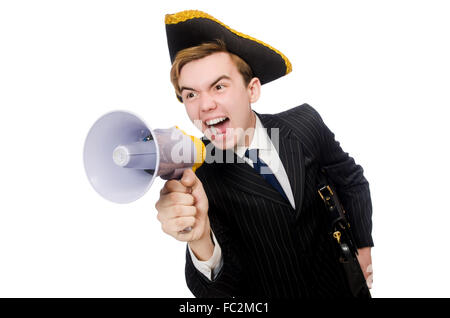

{"left": 188, "top": 112, "right": 295, "bottom": 280}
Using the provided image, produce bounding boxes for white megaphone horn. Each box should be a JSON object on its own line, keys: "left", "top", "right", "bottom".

{"left": 83, "top": 111, "right": 206, "bottom": 204}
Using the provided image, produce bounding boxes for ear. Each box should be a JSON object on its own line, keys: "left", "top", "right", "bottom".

{"left": 247, "top": 77, "right": 261, "bottom": 103}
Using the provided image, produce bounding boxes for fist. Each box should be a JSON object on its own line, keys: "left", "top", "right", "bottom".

{"left": 155, "top": 169, "right": 210, "bottom": 242}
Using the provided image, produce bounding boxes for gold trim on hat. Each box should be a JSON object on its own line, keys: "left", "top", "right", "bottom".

{"left": 165, "top": 10, "right": 292, "bottom": 75}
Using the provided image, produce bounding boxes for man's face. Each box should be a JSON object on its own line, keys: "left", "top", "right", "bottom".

{"left": 178, "top": 52, "right": 260, "bottom": 150}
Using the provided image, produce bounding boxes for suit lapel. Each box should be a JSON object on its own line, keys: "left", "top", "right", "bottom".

{"left": 277, "top": 126, "right": 305, "bottom": 215}
{"left": 259, "top": 112, "right": 305, "bottom": 215}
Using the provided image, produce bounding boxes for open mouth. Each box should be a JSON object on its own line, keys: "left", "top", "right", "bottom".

{"left": 205, "top": 117, "right": 230, "bottom": 138}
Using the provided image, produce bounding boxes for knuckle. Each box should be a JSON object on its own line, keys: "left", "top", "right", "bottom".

{"left": 175, "top": 217, "right": 184, "bottom": 228}
{"left": 166, "top": 180, "right": 179, "bottom": 192}
{"left": 167, "top": 192, "right": 178, "bottom": 202}
{"left": 166, "top": 179, "right": 176, "bottom": 187}
{"left": 163, "top": 182, "right": 172, "bottom": 192}
{"left": 172, "top": 205, "right": 181, "bottom": 216}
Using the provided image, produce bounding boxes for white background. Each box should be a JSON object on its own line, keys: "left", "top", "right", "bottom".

{"left": 0, "top": 0, "right": 449, "bottom": 297}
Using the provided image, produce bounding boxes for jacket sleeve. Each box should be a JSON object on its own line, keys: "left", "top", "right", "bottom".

{"left": 185, "top": 177, "right": 245, "bottom": 297}
{"left": 307, "top": 104, "right": 374, "bottom": 248}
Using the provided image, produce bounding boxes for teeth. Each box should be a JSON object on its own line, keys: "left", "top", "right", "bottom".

{"left": 206, "top": 117, "right": 227, "bottom": 126}
{"left": 210, "top": 125, "right": 223, "bottom": 136}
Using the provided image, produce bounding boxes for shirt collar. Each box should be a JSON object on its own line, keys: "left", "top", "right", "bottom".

{"left": 235, "top": 112, "right": 271, "bottom": 159}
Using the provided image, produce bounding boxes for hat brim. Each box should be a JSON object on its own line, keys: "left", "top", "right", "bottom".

{"left": 165, "top": 10, "right": 292, "bottom": 87}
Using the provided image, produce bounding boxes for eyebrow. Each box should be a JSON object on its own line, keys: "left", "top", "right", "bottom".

{"left": 180, "top": 75, "right": 231, "bottom": 94}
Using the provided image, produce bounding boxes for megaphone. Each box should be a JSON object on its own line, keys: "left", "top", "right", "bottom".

{"left": 83, "top": 111, "right": 205, "bottom": 204}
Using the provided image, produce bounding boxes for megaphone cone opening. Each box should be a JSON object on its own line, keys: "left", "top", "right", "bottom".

{"left": 83, "top": 111, "right": 159, "bottom": 204}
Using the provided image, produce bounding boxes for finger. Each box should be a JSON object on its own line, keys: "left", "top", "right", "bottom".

{"left": 165, "top": 216, "right": 196, "bottom": 234}
{"left": 158, "top": 192, "right": 195, "bottom": 208}
{"left": 180, "top": 169, "right": 200, "bottom": 191}
{"left": 161, "top": 180, "right": 191, "bottom": 195}
{"left": 181, "top": 169, "right": 206, "bottom": 205}
{"left": 158, "top": 205, "right": 197, "bottom": 222}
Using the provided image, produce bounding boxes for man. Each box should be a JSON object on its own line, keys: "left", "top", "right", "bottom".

{"left": 155, "top": 10, "right": 373, "bottom": 297}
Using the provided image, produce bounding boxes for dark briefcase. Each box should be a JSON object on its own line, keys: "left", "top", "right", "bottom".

{"left": 318, "top": 174, "right": 371, "bottom": 298}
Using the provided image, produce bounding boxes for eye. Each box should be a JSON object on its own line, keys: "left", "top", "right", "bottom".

{"left": 184, "top": 91, "right": 197, "bottom": 100}
{"left": 215, "top": 84, "right": 225, "bottom": 91}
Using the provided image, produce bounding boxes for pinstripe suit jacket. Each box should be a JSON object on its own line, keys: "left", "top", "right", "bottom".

{"left": 186, "top": 103, "right": 373, "bottom": 298}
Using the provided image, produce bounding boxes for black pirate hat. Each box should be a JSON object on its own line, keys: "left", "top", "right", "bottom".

{"left": 165, "top": 10, "right": 292, "bottom": 90}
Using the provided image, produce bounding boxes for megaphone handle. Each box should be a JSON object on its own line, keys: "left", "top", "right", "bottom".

{"left": 179, "top": 226, "right": 192, "bottom": 234}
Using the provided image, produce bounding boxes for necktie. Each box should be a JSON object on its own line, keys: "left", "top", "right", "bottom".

{"left": 244, "top": 148, "right": 288, "bottom": 201}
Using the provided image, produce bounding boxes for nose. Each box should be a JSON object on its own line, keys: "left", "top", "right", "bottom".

{"left": 199, "top": 92, "right": 217, "bottom": 112}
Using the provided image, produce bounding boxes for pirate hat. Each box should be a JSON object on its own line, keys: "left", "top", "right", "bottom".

{"left": 165, "top": 10, "right": 292, "bottom": 92}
